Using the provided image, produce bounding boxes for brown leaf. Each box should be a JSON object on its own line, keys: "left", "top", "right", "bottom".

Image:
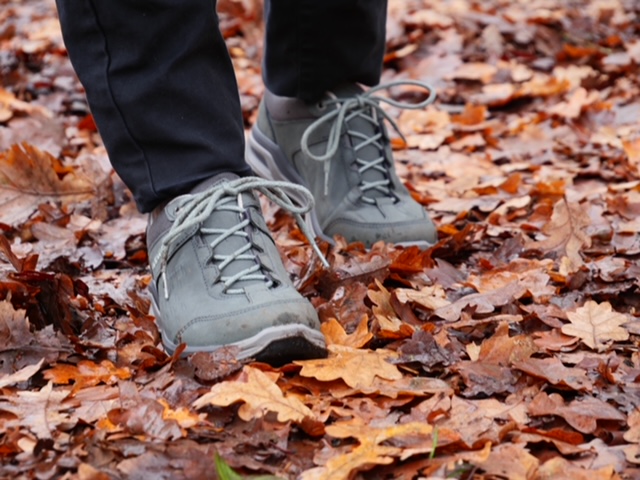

{"left": 528, "top": 392, "right": 625, "bottom": 433}
{"left": 320, "top": 314, "right": 372, "bottom": 348}
{"left": 454, "top": 361, "right": 518, "bottom": 396}
{"left": 0, "top": 143, "right": 95, "bottom": 226}
{"left": 537, "top": 456, "right": 619, "bottom": 480}
{"left": 0, "top": 381, "right": 72, "bottom": 439}
{"left": 301, "top": 422, "right": 436, "bottom": 480}
{"left": 189, "top": 346, "right": 243, "bottom": 382}
{"left": 526, "top": 198, "right": 591, "bottom": 273}
{"left": 395, "top": 330, "right": 457, "bottom": 369}
{"left": 449, "top": 62, "right": 497, "bottom": 83}
{"left": 435, "top": 396, "right": 517, "bottom": 448}
{"left": 477, "top": 322, "right": 537, "bottom": 365}
{"left": 561, "top": 301, "right": 629, "bottom": 351}
{"left": 296, "top": 346, "right": 402, "bottom": 390}
{"left": 514, "top": 357, "right": 593, "bottom": 391}
{"left": 471, "top": 443, "right": 539, "bottom": 480}
{"left": 0, "top": 234, "right": 38, "bottom": 272}
{"left": 0, "top": 358, "right": 44, "bottom": 388}
{"left": 394, "top": 284, "right": 450, "bottom": 311}
{"left": 193, "top": 366, "right": 314, "bottom": 424}
{"left": 368, "top": 280, "right": 414, "bottom": 337}
{"left": 434, "top": 281, "right": 528, "bottom": 322}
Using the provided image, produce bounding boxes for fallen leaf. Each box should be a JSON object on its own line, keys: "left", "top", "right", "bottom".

{"left": 528, "top": 392, "right": 626, "bottom": 433}
{"left": 434, "top": 282, "right": 528, "bottom": 322}
{"left": 0, "top": 381, "right": 72, "bottom": 439}
{"left": 471, "top": 443, "right": 539, "bottom": 480}
{"left": 514, "top": 357, "right": 593, "bottom": 391}
{"left": 561, "top": 301, "right": 629, "bottom": 351}
{"left": 0, "top": 358, "right": 44, "bottom": 388}
{"left": 0, "top": 143, "right": 95, "bottom": 225}
{"left": 301, "top": 422, "right": 435, "bottom": 480}
{"left": 296, "top": 346, "right": 402, "bottom": 390}
{"left": 321, "top": 314, "right": 372, "bottom": 348}
{"left": 526, "top": 198, "right": 591, "bottom": 273}
{"left": 193, "top": 366, "right": 314, "bottom": 424}
{"left": 43, "top": 360, "right": 132, "bottom": 393}
{"left": 536, "top": 456, "right": 619, "bottom": 480}
{"left": 368, "top": 280, "right": 411, "bottom": 334}
{"left": 395, "top": 284, "right": 451, "bottom": 311}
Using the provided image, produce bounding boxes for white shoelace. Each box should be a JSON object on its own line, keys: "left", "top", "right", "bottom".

{"left": 153, "top": 177, "right": 329, "bottom": 299}
{"left": 300, "top": 80, "right": 436, "bottom": 202}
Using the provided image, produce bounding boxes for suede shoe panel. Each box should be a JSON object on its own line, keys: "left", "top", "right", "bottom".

{"left": 247, "top": 83, "right": 438, "bottom": 247}
{"left": 147, "top": 173, "right": 325, "bottom": 360}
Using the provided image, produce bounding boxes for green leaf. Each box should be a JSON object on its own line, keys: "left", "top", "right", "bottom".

{"left": 214, "top": 453, "right": 285, "bottom": 480}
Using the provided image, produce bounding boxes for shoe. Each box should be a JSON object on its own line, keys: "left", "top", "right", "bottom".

{"left": 246, "top": 80, "right": 438, "bottom": 248}
{"left": 146, "top": 173, "right": 328, "bottom": 362}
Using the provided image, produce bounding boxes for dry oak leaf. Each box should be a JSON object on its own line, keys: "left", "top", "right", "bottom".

{"left": 433, "top": 281, "right": 528, "bottom": 322}
{"left": 536, "top": 456, "right": 619, "bottom": 480}
{"left": 0, "top": 381, "right": 72, "bottom": 439}
{"left": 0, "top": 143, "right": 95, "bottom": 225}
{"left": 526, "top": 198, "right": 591, "bottom": 274}
{"left": 514, "top": 357, "right": 593, "bottom": 391}
{"left": 395, "top": 284, "right": 450, "bottom": 311}
{"left": 43, "top": 360, "right": 132, "bottom": 394}
{"left": 301, "top": 422, "right": 435, "bottom": 480}
{"left": 561, "top": 301, "right": 629, "bottom": 351}
{"left": 0, "top": 358, "right": 44, "bottom": 388}
{"left": 296, "top": 345, "right": 402, "bottom": 390}
{"left": 192, "top": 366, "right": 314, "bottom": 424}
{"left": 0, "top": 87, "right": 52, "bottom": 121}
{"left": 528, "top": 392, "right": 625, "bottom": 434}
{"left": 368, "top": 279, "right": 412, "bottom": 334}
{"left": 435, "top": 396, "right": 519, "bottom": 448}
{"left": 321, "top": 314, "right": 373, "bottom": 348}
{"left": 158, "top": 398, "right": 205, "bottom": 429}
{"left": 624, "top": 408, "right": 640, "bottom": 443}
{"left": 471, "top": 443, "right": 539, "bottom": 480}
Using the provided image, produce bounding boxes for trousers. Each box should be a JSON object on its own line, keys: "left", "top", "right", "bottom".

{"left": 55, "top": 0, "right": 388, "bottom": 212}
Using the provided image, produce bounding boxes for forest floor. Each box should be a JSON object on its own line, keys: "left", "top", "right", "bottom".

{"left": 0, "top": 0, "right": 639, "bottom": 478}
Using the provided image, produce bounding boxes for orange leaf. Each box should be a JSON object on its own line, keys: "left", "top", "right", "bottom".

{"left": 451, "top": 103, "right": 487, "bottom": 126}
{"left": 296, "top": 346, "right": 402, "bottom": 390}
{"left": 192, "top": 366, "right": 314, "bottom": 424}
{"left": 321, "top": 314, "right": 372, "bottom": 348}
{"left": 43, "top": 360, "right": 131, "bottom": 393}
{"left": 301, "top": 422, "right": 435, "bottom": 480}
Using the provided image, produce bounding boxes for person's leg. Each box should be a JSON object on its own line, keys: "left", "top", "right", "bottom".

{"left": 56, "top": 0, "right": 250, "bottom": 213}
{"left": 248, "top": 0, "right": 438, "bottom": 247}
{"left": 55, "top": 0, "right": 327, "bottom": 361}
{"left": 263, "top": 0, "right": 387, "bottom": 102}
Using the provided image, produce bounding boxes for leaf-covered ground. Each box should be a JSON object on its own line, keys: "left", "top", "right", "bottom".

{"left": 1, "top": 0, "right": 639, "bottom": 478}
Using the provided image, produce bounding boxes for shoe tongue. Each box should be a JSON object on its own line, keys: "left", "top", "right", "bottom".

{"left": 329, "top": 85, "right": 391, "bottom": 200}
{"left": 196, "top": 176, "right": 266, "bottom": 291}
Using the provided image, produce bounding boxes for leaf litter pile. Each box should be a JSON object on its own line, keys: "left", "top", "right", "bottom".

{"left": 1, "top": 0, "right": 640, "bottom": 478}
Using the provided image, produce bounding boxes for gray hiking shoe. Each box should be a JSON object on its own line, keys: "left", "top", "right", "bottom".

{"left": 146, "top": 173, "right": 328, "bottom": 362}
{"left": 246, "top": 80, "right": 438, "bottom": 247}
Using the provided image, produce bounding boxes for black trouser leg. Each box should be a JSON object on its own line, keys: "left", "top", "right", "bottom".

{"left": 263, "top": 0, "right": 388, "bottom": 102}
{"left": 55, "top": 0, "right": 250, "bottom": 213}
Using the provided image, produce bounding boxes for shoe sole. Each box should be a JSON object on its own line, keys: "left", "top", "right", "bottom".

{"left": 247, "top": 126, "right": 433, "bottom": 250}
{"left": 151, "top": 295, "right": 328, "bottom": 363}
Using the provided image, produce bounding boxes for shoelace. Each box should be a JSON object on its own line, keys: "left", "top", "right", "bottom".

{"left": 300, "top": 80, "right": 436, "bottom": 202}
{"left": 154, "top": 177, "right": 329, "bottom": 299}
